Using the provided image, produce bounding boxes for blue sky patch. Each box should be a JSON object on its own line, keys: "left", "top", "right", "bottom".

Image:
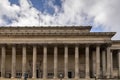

{"left": 9, "top": 0, "right": 19, "bottom": 5}
{"left": 9, "top": 0, "right": 62, "bottom": 15}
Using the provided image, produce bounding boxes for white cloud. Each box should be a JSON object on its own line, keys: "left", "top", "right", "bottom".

{"left": 0, "top": 0, "right": 120, "bottom": 39}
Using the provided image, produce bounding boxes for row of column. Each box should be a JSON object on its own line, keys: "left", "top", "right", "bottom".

{"left": 102, "top": 47, "right": 120, "bottom": 78}
{"left": 109, "top": 49, "right": 120, "bottom": 78}
{"left": 0, "top": 44, "right": 115, "bottom": 79}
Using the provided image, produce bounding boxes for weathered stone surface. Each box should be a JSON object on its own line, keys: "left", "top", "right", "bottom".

{"left": 0, "top": 26, "right": 119, "bottom": 80}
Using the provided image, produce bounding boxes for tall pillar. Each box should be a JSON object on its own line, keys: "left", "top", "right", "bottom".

{"left": 85, "top": 45, "right": 90, "bottom": 79}
{"left": 106, "top": 46, "right": 110, "bottom": 78}
{"left": 54, "top": 46, "right": 58, "bottom": 78}
{"left": 64, "top": 45, "right": 68, "bottom": 79}
{"left": 32, "top": 45, "right": 37, "bottom": 78}
{"left": 118, "top": 50, "right": 120, "bottom": 78}
{"left": 75, "top": 45, "right": 79, "bottom": 79}
{"left": 110, "top": 51, "right": 113, "bottom": 78}
{"left": 96, "top": 45, "right": 100, "bottom": 78}
{"left": 11, "top": 45, "right": 16, "bottom": 78}
{"left": 1, "top": 45, "right": 6, "bottom": 78}
{"left": 22, "top": 45, "right": 27, "bottom": 78}
{"left": 43, "top": 46, "right": 47, "bottom": 79}
{"left": 102, "top": 50, "right": 106, "bottom": 77}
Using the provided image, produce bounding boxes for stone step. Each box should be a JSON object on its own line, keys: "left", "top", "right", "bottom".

{"left": 0, "top": 78, "right": 120, "bottom": 80}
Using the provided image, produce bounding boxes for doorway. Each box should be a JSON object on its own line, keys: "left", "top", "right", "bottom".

{"left": 68, "top": 72, "right": 72, "bottom": 78}
{"left": 36, "top": 69, "right": 39, "bottom": 78}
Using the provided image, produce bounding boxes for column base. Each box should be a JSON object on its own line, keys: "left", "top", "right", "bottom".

{"left": 11, "top": 77, "right": 15, "bottom": 79}
{"left": 75, "top": 76, "right": 79, "bottom": 80}
{"left": 53, "top": 77, "right": 57, "bottom": 79}
{"left": 32, "top": 77, "right": 36, "bottom": 79}
{"left": 96, "top": 76, "right": 98, "bottom": 79}
{"left": 64, "top": 77, "right": 68, "bottom": 79}
{"left": 21, "top": 77, "right": 25, "bottom": 80}
{"left": 106, "top": 76, "right": 110, "bottom": 79}
{"left": 75, "top": 77, "right": 79, "bottom": 79}
{"left": 85, "top": 77, "right": 90, "bottom": 79}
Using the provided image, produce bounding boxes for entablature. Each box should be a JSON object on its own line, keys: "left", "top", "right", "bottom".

{"left": 111, "top": 40, "right": 120, "bottom": 49}
{"left": 0, "top": 37, "right": 112, "bottom": 44}
{"left": 0, "top": 26, "right": 115, "bottom": 45}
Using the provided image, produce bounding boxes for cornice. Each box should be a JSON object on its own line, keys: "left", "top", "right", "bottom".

{"left": 0, "top": 26, "right": 92, "bottom": 29}
{"left": 0, "top": 32, "right": 116, "bottom": 37}
{"left": 0, "top": 26, "right": 116, "bottom": 38}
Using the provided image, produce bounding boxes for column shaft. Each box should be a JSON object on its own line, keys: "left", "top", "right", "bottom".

{"left": 102, "top": 51, "right": 106, "bottom": 77}
{"left": 75, "top": 45, "right": 79, "bottom": 79}
{"left": 32, "top": 45, "right": 37, "bottom": 78}
{"left": 64, "top": 45, "right": 68, "bottom": 78}
{"left": 85, "top": 45, "right": 90, "bottom": 78}
{"left": 1, "top": 46, "right": 6, "bottom": 78}
{"left": 22, "top": 45, "right": 27, "bottom": 78}
{"left": 106, "top": 46, "right": 110, "bottom": 78}
{"left": 43, "top": 46, "right": 47, "bottom": 79}
{"left": 110, "top": 51, "right": 113, "bottom": 78}
{"left": 11, "top": 45, "right": 16, "bottom": 78}
{"left": 96, "top": 45, "right": 100, "bottom": 78}
{"left": 54, "top": 46, "right": 58, "bottom": 78}
{"left": 118, "top": 50, "right": 120, "bottom": 77}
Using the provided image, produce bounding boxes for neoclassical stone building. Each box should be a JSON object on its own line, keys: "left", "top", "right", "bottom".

{"left": 0, "top": 26, "right": 120, "bottom": 80}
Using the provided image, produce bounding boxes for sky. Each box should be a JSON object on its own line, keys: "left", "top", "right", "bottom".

{"left": 0, "top": 0, "right": 120, "bottom": 39}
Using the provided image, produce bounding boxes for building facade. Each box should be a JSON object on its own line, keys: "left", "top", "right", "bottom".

{"left": 0, "top": 26, "right": 120, "bottom": 80}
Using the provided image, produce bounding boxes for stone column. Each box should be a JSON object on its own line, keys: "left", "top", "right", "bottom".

{"left": 75, "top": 45, "right": 79, "bottom": 79}
{"left": 118, "top": 50, "right": 120, "bottom": 78}
{"left": 1, "top": 45, "right": 6, "bottom": 78}
{"left": 102, "top": 50, "right": 106, "bottom": 77}
{"left": 54, "top": 46, "right": 58, "bottom": 79}
{"left": 106, "top": 46, "right": 110, "bottom": 78}
{"left": 43, "top": 46, "right": 47, "bottom": 79}
{"left": 11, "top": 45, "right": 16, "bottom": 78}
{"left": 32, "top": 45, "right": 37, "bottom": 78}
{"left": 64, "top": 45, "right": 68, "bottom": 79}
{"left": 22, "top": 45, "right": 27, "bottom": 78}
{"left": 85, "top": 45, "right": 90, "bottom": 79}
{"left": 96, "top": 45, "right": 100, "bottom": 78}
{"left": 110, "top": 51, "right": 113, "bottom": 78}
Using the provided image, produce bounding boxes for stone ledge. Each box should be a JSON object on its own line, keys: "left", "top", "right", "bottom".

{"left": 0, "top": 78, "right": 119, "bottom": 80}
